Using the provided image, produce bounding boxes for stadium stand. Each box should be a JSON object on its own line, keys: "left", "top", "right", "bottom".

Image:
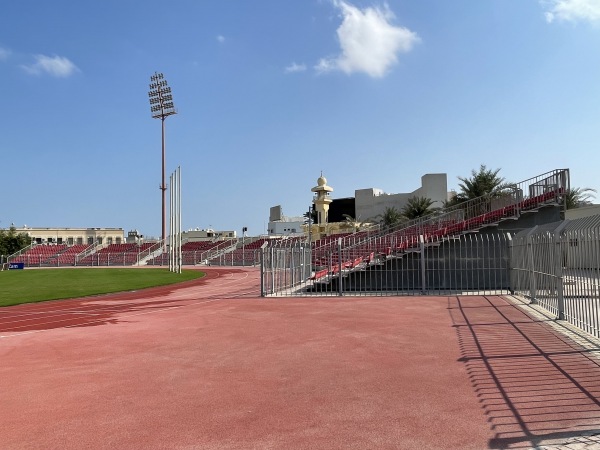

{"left": 74, "top": 243, "right": 160, "bottom": 266}
{"left": 11, "top": 244, "right": 67, "bottom": 267}
{"left": 45, "top": 244, "right": 90, "bottom": 267}
{"left": 308, "top": 170, "right": 567, "bottom": 281}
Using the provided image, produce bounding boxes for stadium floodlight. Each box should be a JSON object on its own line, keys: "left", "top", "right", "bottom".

{"left": 148, "top": 72, "right": 177, "bottom": 242}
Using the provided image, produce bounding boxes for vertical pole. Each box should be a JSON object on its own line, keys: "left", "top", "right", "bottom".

{"left": 525, "top": 226, "right": 538, "bottom": 303}
{"left": 554, "top": 221, "right": 568, "bottom": 320}
{"left": 290, "top": 245, "right": 295, "bottom": 287}
{"left": 172, "top": 169, "right": 176, "bottom": 273}
{"left": 308, "top": 206, "right": 312, "bottom": 246}
{"left": 506, "top": 233, "right": 514, "bottom": 294}
{"left": 172, "top": 170, "right": 176, "bottom": 273}
{"left": 161, "top": 118, "right": 167, "bottom": 243}
{"left": 337, "top": 238, "right": 343, "bottom": 297}
{"left": 260, "top": 245, "right": 265, "bottom": 297}
{"left": 308, "top": 206, "right": 313, "bottom": 282}
{"left": 178, "top": 166, "right": 182, "bottom": 274}
{"left": 271, "top": 247, "right": 275, "bottom": 294}
{"left": 562, "top": 169, "right": 570, "bottom": 218}
{"left": 420, "top": 234, "right": 426, "bottom": 295}
{"left": 169, "top": 172, "right": 173, "bottom": 272}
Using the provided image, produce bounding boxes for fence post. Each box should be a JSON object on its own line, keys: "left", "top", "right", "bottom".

{"left": 526, "top": 226, "right": 538, "bottom": 303}
{"left": 338, "top": 238, "right": 343, "bottom": 297}
{"left": 420, "top": 235, "right": 426, "bottom": 295}
{"left": 554, "top": 220, "right": 569, "bottom": 320}
{"left": 260, "top": 246, "right": 265, "bottom": 297}
{"left": 506, "top": 233, "right": 514, "bottom": 294}
{"left": 304, "top": 244, "right": 311, "bottom": 283}
{"left": 271, "top": 246, "right": 275, "bottom": 294}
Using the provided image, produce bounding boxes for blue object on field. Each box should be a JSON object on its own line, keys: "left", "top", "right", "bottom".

{"left": 9, "top": 263, "right": 24, "bottom": 270}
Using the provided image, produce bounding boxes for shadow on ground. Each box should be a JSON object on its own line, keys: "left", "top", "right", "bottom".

{"left": 449, "top": 296, "right": 600, "bottom": 449}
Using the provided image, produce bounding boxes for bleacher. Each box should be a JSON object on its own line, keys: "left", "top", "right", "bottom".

{"left": 207, "top": 237, "right": 289, "bottom": 266}
{"left": 76, "top": 243, "right": 159, "bottom": 266}
{"left": 212, "top": 238, "right": 269, "bottom": 266}
{"left": 144, "top": 239, "right": 238, "bottom": 266}
{"left": 47, "top": 244, "right": 90, "bottom": 266}
{"left": 310, "top": 169, "right": 568, "bottom": 281}
{"left": 11, "top": 244, "right": 67, "bottom": 267}
{"left": 146, "top": 251, "right": 169, "bottom": 266}
{"left": 181, "top": 240, "right": 232, "bottom": 265}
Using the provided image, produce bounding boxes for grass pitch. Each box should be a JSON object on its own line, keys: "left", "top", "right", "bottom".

{"left": 0, "top": 268, "right": 205, "bottom": 307}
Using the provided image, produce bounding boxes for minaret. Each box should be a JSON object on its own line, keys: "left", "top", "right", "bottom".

{"left": 311, "top": 173, "right": 333, "bottom": 225}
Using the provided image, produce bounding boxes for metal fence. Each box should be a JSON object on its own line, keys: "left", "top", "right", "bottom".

{"left": 510, "top": 215, "right": 600, "bottom": 338}
{"left": 261, "top": 232, "right": 514, "bottom": 297}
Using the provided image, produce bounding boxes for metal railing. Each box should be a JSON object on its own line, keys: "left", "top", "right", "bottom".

{"left": 308, "top": 169, "right": 569, "bottom": 274}
{"left": 6, "top": 242, "right": 165, "bottom": 267}
{"left": 510, "top": 215, "right": 600, "bottom": 338}
{"left": 5, "top": 241, "right": 35, "bottom": 263}
{"left": 262, "top": 231, "right": 514, "bottom": 297}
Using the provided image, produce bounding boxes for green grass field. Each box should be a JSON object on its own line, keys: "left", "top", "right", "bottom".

{"left": 0, "top": 268, "right": 205, "bottom": 307}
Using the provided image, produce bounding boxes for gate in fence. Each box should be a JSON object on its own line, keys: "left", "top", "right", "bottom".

{"left": 261, "top": 232, "right": 514, "bottom": 297}
{"left": 510, "top": 215, "right": 600, "bottom": 339}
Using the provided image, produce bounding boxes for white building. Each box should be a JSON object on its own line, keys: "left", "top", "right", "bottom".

{"left": 267, "top": 205, "right": 304, "bottom": 236}
{"left": 355, "top": 173, "right": 448, "bottom": 221}
{"left": 268, "top": 218, "right": 304, "bottom": 236}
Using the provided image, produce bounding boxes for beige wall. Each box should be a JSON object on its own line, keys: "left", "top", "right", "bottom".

{"left": 182, "top": 229, "right": 237, "bottom": 241}
{"left": 565, "top": 205, "right": 600, "bottom": 220}
{"left": 15, "top": 227, "right": 125, "bottom": 246}
{"left": 355, "top": 173, "right": 448, "bottom": 221}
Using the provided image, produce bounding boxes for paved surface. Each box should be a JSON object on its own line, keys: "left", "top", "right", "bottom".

{"left": 1, "top": 267, "right": 600, "bottom": 449}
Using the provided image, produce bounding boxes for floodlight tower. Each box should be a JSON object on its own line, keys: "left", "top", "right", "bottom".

{"left": 148, "top": 72, "right": 177, "bottom": 242}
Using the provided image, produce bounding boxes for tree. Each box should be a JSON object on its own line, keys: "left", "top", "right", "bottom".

{"left": 378, "top": 206, "right": 404, "bottom": 229}
{"left": 564, "top": 187, "right": 597, "bottom": 209}
{"left": 303, "top": 208, "right": 318, "bottom": 225}
{"left": 342, "top": 214, "right": 362, "bottom": 232}
{"left": 0, "top": 226, "right": 32, "bottom": 258}
{"left": 401, "top": 196, "right": 435, "bottom": 220}
{"left": 449, "top": 165, "right": 513, "bottom": 205}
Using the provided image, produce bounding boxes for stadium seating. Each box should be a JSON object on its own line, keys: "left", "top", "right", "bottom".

{"left": 309, "top": 185, "right": 564, "bottom": 281}
{"left": 144, "top": 239, "right": 239, "bottom": 266}
{"left": 47, "top": 244, "right": 89, "bottom": 266}
{"left": 12, "top": 244, "right": 67, "bottom": 267}
{"left": 77, "top": 243, "right": 159, "bottom": 266}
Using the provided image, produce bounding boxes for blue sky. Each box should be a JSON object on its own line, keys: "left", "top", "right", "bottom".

{"left": 1, "top": 0, "right": 599, "bottom": 237}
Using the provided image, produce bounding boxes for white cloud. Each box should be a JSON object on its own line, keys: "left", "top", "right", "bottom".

{"left": 543, "top": 0, "right": 600, "bottom": 23}
{"left": 217, "top": 35, "right": 226, "bottom": 43}
{"left": 316, "top": 0, "right": 419, "bottom": 78}
{"left": 284, "top": 62, "right": 307, "bottom": 73}
{"left": 0, "top": 46, "right": 11, "bottom": 61}
{"left": 21, "top": 54, "right": 80, "bottom": 77}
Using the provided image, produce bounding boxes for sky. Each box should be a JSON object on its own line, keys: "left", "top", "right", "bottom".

{"left": 1, "top": 0, "right": 600, "bottom": 238}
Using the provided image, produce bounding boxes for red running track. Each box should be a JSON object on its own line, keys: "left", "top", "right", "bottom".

{"left": 1, "top": 267, "right": 600, "bottom": 449}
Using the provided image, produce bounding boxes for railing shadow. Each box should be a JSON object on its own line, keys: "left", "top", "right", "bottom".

{"left": 449, "top": 295, "right": 600, "bottom": 449}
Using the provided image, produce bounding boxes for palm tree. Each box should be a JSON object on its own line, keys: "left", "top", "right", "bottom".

{"left": 450, "top": 165, "right": 513, "bottom": 205}
{"left": 378, "top": 206, "right": 404, "bottom": 229}
{"left": 342, "top": 214, "right": 362, "bottom": 232}
{"left": 401, "top": 196, "right": 435, "bottom": 220}
{"left": 564, "top": 187, "right": 597, "bottom": 209}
